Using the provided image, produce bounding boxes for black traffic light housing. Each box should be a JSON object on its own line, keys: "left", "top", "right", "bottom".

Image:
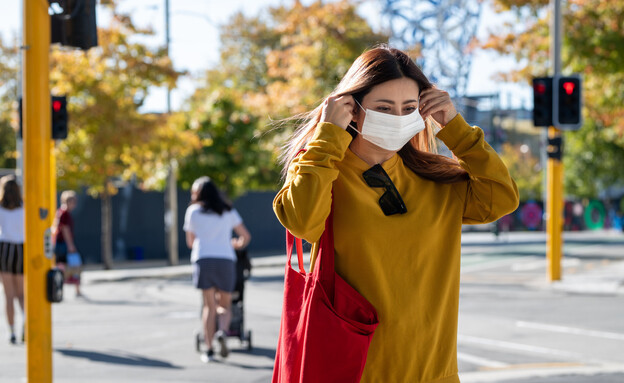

{"left": 532, "top": 77, "right": 553, "bottom": 127}
{"left": 532, "top": 75, "right": 583, "bottom": 130}
{"left": 555, "top": 75, "right": 582, "bottom": 129}
{"left": 18, "top": 96, "right": 69, "bottom": 139}
{"left": 52, "top": 96, "right": 69, "bottom": 139}
{"left": 50, "top": 0, "right": 98, "bottom": 50}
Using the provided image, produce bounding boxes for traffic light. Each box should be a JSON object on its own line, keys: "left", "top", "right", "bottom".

{"left": 50, "top": 0, "right": 98, "bottom": 50}
{"left": 17, "top": 96, "right": 68, "bottom": 139}
{"left": 52, "top": 96, "right": 68, "bottom": 139}
{"left": 555, "top": 76, "right": 582, "bottom": 129}
{"left": 532, "top": 77, "right": 553, "bottom": 127}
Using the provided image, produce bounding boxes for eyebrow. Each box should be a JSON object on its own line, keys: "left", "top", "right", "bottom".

{"left": 373, "top": 99, "right": 419, "bottom": 104}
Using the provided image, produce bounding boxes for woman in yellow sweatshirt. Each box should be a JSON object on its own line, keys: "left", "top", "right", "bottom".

{"left": 273, "top": 45, "right": 519, "bottom": 383}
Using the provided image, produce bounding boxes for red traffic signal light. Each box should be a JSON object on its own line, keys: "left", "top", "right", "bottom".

{"left": 562, "top": 81, "right": 575, "bottom": 95}
{"left": 52, "top": 99, "right": 63, "bottom": 113}
{"left": 534, "top": 82, "right": 547, "bottom": 95}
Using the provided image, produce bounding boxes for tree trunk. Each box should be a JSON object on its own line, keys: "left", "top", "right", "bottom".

{"left": 101, "top": 188, "right": 113, "bottom": 270}
{"left": 165, "top": 162, "right": 179, "bottom": 265}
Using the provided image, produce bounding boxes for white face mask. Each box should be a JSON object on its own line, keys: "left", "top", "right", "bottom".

{"left": 349, "top": 101, "right": 426, "bottom": 151}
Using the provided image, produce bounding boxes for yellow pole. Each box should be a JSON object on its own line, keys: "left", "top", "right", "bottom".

{"left": 546, "top": 126, "right": 563, "bottom": 281}
{"left": 50, "top": 141, "right": 57, "bottom": 226}
{"left": 23, "top": 0, "right": 53, "bottom": 381}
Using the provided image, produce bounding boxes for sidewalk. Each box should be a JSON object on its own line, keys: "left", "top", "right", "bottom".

{"left": 81, "top": 230, "right": 624, "bottom": 295}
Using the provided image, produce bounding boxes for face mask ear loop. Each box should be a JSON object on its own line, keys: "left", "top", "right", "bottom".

{"left": 347, "top": 98, "right": 366, "bottom": 135}
{"left": 347, "top": 122, "right": 360, "bottom": 135}
{"left": 354, "top": 99, "right": 365, "bottom": 113}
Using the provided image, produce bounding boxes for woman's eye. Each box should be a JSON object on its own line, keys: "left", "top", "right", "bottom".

{"left": 405, "top": 106, "right": 417, "bottom": 113}
{"left": 376, "top": 106, "right": 391, "bottom": 112}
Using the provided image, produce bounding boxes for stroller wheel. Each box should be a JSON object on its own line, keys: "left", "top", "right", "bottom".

{"left": 246, "top": 330, "right": 252, "bottom": 351}
{"left": 195, "top": 331, "right": 202, "bottom": 353}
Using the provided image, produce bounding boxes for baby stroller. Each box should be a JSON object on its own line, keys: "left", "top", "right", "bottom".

{"left": 195, "top": 249, "right": 253, "bottom": 353}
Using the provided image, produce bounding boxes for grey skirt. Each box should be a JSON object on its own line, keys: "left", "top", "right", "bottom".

{"left": 193, "top": 258, "right": 236, "bottom": 292}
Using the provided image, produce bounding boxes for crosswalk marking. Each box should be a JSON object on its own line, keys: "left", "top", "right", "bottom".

{"left": 457, "top": 352, "right": 509, "bottom": 368}
{"left": 516, "top": 321, "right": 624, "bottom": 341}
{"left": 458, "top": 334, "right": 583, "bottom": 359}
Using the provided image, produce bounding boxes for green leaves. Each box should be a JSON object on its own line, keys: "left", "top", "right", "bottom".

{"left": 50, "top": 9, "right": 195, "bottom": 195}
{"left": 175, "top": 0, "right": 387, "bottom": 198}
{"left": 485, "top": 0, "right": 624, "bottom": 198}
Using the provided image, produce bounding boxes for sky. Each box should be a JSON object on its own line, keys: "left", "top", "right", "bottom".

{"left": 1, "top": 0, "right": 532, "bottom": 113}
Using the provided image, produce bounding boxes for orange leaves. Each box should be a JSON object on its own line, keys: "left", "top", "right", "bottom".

{"left": 486, "top": 0, "right": 624, "bottom": 197}
{"left": 50, "top": 5, "right": 192, "bottom": 195}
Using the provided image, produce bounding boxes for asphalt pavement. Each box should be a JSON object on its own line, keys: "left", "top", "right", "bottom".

{"left": 1, "top": 230, "right": 623, "bottom": 382}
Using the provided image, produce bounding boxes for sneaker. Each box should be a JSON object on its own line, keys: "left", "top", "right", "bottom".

{"left": 9, "top": 334, "right": 16, "bottom": 345}
{"left": 200, "top": 349, "right": 216, "bottom": 363}
{"left": 216, "top": 331, "right": 229, "bottom": 358}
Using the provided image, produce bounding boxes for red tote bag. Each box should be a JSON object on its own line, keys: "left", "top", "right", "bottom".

{"left": 272, "top": 207, "right": 379, "bottom": 383}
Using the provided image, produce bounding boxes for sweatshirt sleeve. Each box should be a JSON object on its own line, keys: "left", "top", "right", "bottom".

{"left": 273, "top": 122, "right": 353, "bottom": 242}
{"left": 436, "top": 114, "right": 519, "bottom": 224}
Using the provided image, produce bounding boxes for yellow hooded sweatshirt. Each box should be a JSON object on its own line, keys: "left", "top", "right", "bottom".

{"left": 274, "top": 114, "right": 519, "bottom": 383}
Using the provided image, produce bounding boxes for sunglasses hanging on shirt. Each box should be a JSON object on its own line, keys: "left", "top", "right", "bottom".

{"left": 362, "top": 164, "right": 407, "bottom": 216}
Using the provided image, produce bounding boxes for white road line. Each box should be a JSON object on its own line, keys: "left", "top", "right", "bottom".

{"left": 511, "top": 258, "right": 581, "bottom": 272}
{"left": 458, "top": 335, "right": 583, "bottom": 359}
{"left": 460, "top": 364, "right": 624, "bottom": 383}
{"left": 457, "top": 352, "right": 509, "bottom": 368}
{"left": 461, "top": 256, "right": 534, "bottom": 274}
{"left": 516, "top": 321, "right": 624, "bottom": 341}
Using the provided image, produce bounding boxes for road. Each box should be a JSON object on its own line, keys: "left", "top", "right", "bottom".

{"left": 0, "top": 230, "right": 623, "bottom": 382}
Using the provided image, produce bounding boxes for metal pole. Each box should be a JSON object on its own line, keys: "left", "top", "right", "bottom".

{"left": 23, "top": 0, "right": 53, "bottom": 380}
{"left": 164, "top": 0, "right": 179, "bottom": 265}
{"left": 165, "top": 0, "right": 171, "bottom": 112}
{"left": 547, "top": 0, "right": 563, "bottom": 281}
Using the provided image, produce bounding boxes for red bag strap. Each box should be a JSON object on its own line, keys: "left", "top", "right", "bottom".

{"left": 286, "top": 230, "right": 305, "bottom": 274}
{"left": 285, "top": 201, "right": 336, "bottom": 303}
{"left": 314, "top": 206, "right": 335, "bottom": 303}
{"left": 285, "top": 146, "right": 309, "bottom": 274}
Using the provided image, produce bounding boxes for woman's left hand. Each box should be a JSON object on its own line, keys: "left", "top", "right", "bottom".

{"left": 419, "top": 87, "right": 458, "bottom": 127}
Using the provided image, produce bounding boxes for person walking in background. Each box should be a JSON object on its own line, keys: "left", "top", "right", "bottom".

{"left": 274, "top": 45, "right": 519, "bottom": 382}
{"left": 0, "top": 175, "right": 25, "bottom": 344}
{"left": 53, "top": 190, "right": 83, "bottom": 298}
{"left": 184, "top": 176, "right": 251, "bottom": 363}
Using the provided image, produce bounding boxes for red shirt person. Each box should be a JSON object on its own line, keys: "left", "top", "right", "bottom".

{"left": 53, "top": 190, "right": 82, "bottom": 297}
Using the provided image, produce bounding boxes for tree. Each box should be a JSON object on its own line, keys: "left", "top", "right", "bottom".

{"left": 0, "top": 37, "right": 20, "bottom": 170}
{"left": 481, "top": 0, "right": 624, "bottom": 198}
{"left": 217, "top": 0, "right": 388, "bottom": 118}
{"left": 499, "top": 143, "right": 542, "bottom": 201}
{"left": 51, "top": 3, "right": 198, "bottom": 268}
{"left": 178, "top": 0, "right": 388, "bottom": 195}
{"left": 177, "top": 93, "right": 277, "bottom": 198}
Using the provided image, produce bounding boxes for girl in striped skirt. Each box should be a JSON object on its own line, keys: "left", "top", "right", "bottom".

{"left": 0, "top": 175, "right": 25, "bottom": 344}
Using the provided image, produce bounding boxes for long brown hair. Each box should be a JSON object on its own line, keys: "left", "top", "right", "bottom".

{"left": 280, "top": 45, "right": 468, "bottom": 183}
{"left": 0, "top": 175, "right": 23, "bottom": 210}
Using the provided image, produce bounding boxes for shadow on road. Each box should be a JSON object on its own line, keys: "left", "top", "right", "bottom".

{"left": 55, "top": 348, "right": 182, "bottom": 369}
{"left": 221, "top": 346, "right": 276, "bottom": 371}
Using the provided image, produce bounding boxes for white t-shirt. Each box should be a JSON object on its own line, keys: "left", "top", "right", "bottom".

{"left": 0, "top": 206, "right": 25, "bottom": 243}
{"left": 183, "top": 204, "right": 243, "bottom": 263}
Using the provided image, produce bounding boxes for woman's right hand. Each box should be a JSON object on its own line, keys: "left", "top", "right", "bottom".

{"left": 320, "top": 95, "right": 355, "bottom": 130}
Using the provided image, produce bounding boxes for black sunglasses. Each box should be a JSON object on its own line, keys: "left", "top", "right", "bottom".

{"left": 362, "top": 164, "right": 407, "bottom": 216}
